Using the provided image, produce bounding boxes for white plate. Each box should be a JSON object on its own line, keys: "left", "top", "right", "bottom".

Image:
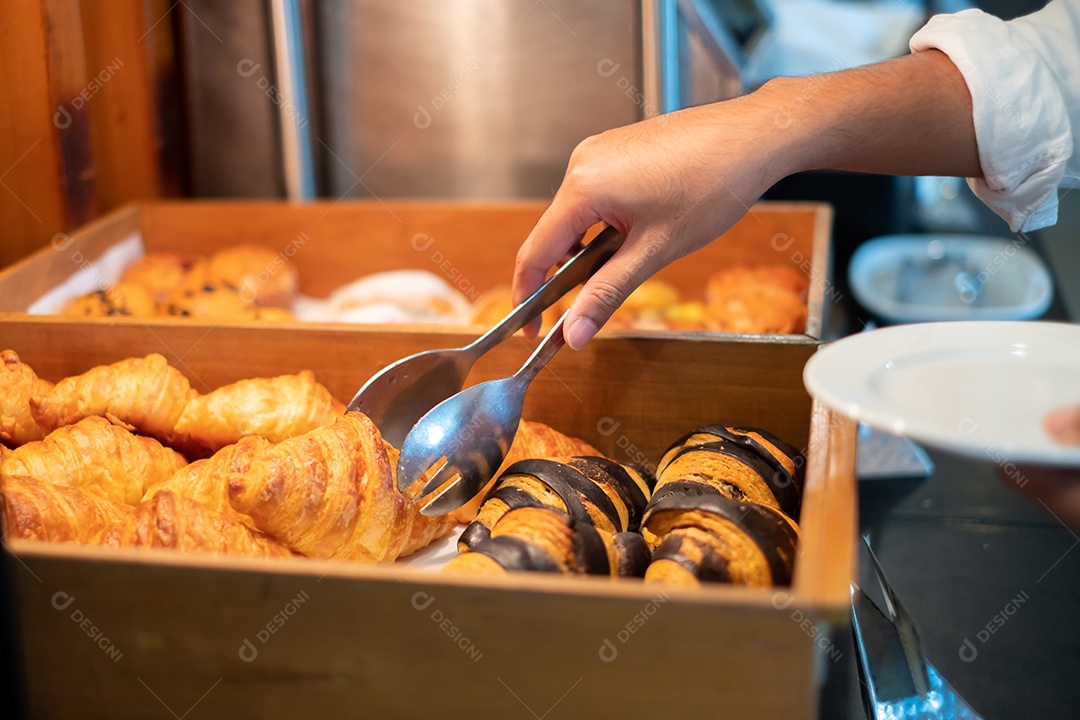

{"left": 804, "top": 322, "right": 1080, "bottom": 466}
{"left": 848, "top": 234, "right": 1053, "bottom": 324}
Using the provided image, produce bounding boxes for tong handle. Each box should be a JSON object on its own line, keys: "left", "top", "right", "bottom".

{"left": 466, "top": 225, "right": 624, "bottom": 357}
{"left": 514, "top": 311, "right": 568, "bottom": 386}
{"left": 862, "top": 535, "right": 931, "bottom": 696}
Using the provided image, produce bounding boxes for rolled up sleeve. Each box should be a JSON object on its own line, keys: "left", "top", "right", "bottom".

{"left": 911, "top": 4, "right": 1079, "bottom": 232}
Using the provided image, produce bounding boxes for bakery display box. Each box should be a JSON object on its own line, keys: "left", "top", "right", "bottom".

{"left": 0, "top": 198, "right": 832, "bottom": 340}
{"left": 2, "top": 320, "right": 856, "bottom": 719}
{"left": 2, "top": 199, "right": 844, "bottom": 717}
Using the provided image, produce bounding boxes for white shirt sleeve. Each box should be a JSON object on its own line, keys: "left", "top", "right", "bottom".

{"left": 910, "top": 1, "right": 1080, "bottom": 232}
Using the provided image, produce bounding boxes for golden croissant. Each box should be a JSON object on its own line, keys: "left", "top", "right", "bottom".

{"left": 142, "top": 436, "right": 271, "bottom": 526}
{"left": 30, "top": 353, "right": 195, "bottom": 445}
{"left": 0, "top": 416, "right": 187, "bottom": 505}
{"left": 1, "top": 474, "right": 132, "bottom": 544}
{"left": 0, "top": 350, "right": 54, "bottom": 446}
{"left": 228, "top": 412, "right": 455, "bottom": 562}
{"left": 101, "top": 490, "right": 292, "bottom": 558}
{"left": 173, "top": 370, "right": 343, "bottom": 453}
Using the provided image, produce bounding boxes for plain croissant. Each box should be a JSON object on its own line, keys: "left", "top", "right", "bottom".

{"left": 101, "top": 490, "right": 293, "bottom": 558}
{"left": 0, "top": 416, "right": 187, "bottom": 505}
{"left": 228, "top": 412, "right": 455, "bottom": 562}
{"left": 172, "top": 370, "right": 344, "bottom": 453}
{"left": 0, "top": 474, "right": 132, "bottom": 544}
{"left": 141, "top": 436, "right": 271, "bottom": 526}
{"left": 29, "top": 353, "right": 195, "bottom": 445}
{"left": 0, "top": 349, "right": 54, "bottom": 446}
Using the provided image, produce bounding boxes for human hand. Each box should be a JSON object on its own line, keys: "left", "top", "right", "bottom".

{"left": 1001, "top": 405, "right": 1080, "bottom": 526}
{"left": 513, "top": 50, "right": 978, "bottom": 349}
{"left": 512, "top": 90, "right": 796, "bottom": 348}
{"left": 1045, "top": 404, "right": 1080, "bottom": 446}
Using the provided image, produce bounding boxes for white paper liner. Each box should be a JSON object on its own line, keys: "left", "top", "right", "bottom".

{"left": 24, "top": 233, "right": 476, "bottom": 326}
{"left": 26, "top": 232, "right": 146, "bottom": 315}
{"left": 395, "top": 525, "right": 465, "bottom": 570}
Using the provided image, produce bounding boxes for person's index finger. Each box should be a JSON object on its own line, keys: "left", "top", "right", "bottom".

{"left": 513, "top": 200, "right": 599, "bottom": 307}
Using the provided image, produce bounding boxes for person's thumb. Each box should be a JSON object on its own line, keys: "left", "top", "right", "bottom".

{"left": 563, "top": 231, "right": 671, "bottom": 349}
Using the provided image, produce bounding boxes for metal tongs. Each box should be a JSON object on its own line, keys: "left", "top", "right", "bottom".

{"left": 852, "top": 536, "right": 982, "bottom": 719}
{"left": 348, "top": 226, "right": 625, "bottom": 513}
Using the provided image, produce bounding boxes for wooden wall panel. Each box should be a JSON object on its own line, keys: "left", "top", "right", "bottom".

{"left": 0, "top": 0, "right": 179, "bottom": 270}
{"left": 0, "top": 0, "right": 90, "bottom": 268}
{"left": 80, "top": 0, "right": 183, "bottom": 211}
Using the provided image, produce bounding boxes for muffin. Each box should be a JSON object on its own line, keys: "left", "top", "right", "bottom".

{"left": 208, "top": 245, "right": 299, "bottom": 308}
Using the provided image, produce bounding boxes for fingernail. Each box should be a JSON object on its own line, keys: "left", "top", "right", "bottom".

{"left": 566, "top": 317, "right": 598, "bottom": 350}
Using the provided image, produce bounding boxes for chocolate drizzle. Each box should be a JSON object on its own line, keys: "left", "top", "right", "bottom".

{"left": 471, "top": 535, "right": 562, "bottom": 573}
{"left": 644, "top": 491, "right": 798, "bottom": 585}
{"left": 612, "top": 532, "right": 652, "bottom": 577}
{"left": 662, "top": 441, "right": 801, "bottom": 521}
{"left": 457, "top": 456, "right": 655, "bottom": 578}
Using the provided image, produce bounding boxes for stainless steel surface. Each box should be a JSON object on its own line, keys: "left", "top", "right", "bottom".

{"left": 852, "top": 534, "right": 984, "bottom": 718}
{"left": 851, "top": 589, "right": 983, "bottom": 719}
{"left": 181, "top": 0, "right": 757, "bottom": 199}
{"left": 316, "top": 1, "right": 641, "bottom": 199}
{"left": 270, "top": 0, "right": 317, "bottom": 199}
{"left": 180, "top": 0, "right": 284, "bottom": 197}
{"left": 863, "top": 537, "right": 931, "bottom": 697}
{"left": 350, "top": 227, "right": 624, "bottom": 450}
{"left": 398, "top": 312, "right": 570, "bottom": 516}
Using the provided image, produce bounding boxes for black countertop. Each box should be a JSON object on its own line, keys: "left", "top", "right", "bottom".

{"left": 819, "top": 227, "right": 1080, "bottom": 719}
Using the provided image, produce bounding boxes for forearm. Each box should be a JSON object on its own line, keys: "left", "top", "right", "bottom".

{"left": 759, "top": 49, "right": 982, "bottom": 182}
{"left": 514, "top": 49, "right": 986, "bottom": 349}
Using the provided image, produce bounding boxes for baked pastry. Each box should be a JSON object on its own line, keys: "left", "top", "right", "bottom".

{"left": 30, "top": 353, "right": 195, "bottom": 445}
{"left": 451, "top": 420, "right": 602, "bottom": 522}
{"left": 459, "top": 456, "right": 654, "bottom": 551}
{"left": 64, "top": 282, "right": 158, "bottom": 318}
{"left": 227, "top": 412, "right": 455, "bottom": 562}
{"left": 165, "top": 279, "right": 254, "bottom": 319}
{"left": 208, "top": 244, "right": 299, "bottom": 309}
{"left": 446, "top": 505, "right": 650, "bottom": 576}
{"left": 447, "top": 457, "right": 655, "bottom": 577}
{"left": 704, "top": 283, "right": 808, "bottom": 334}
{"left": 324, "top": 270, "right": 473, "bottom": 325}
{"left": 101, "top": 489, "right": 293, "bottom": 558}
{"left": 121, "top": 252, "right": 207, "bottom": 303}
{"left": 142, "top": 436, "right": 271, "bottom": 524}
{"left": 706, "top": 264, "right": 809, "bottom": 301}
{"left": 655, "top": 425, "right": 803, "bottom": 519}
{"left": 249, "top": 306, "right": 295, "bottom": 322}
{"left": 605, "top": 279, "right": 681, "bottom": 329}
{"left": 642, "top": 424, "right": 804, "bottom": 588}
{"left": 469, "top": 285, "right": 561, "bottom": 330}
{"left": 703, "top": 265, "right": 808, "bottom": 335}
{"left": 172, "top": 371, "right": 343, "bottom": 453}
{"left": 1, "top": 474, "right": 132, "bottom": 544}
{"left": 0, "top": 349, "right": 53, "bottom": 447}
{"left": 0, "top": 416, "right": 187, "bottom": 505}
{"left": 642, "top": 485, "right": 799, "bottom": 588}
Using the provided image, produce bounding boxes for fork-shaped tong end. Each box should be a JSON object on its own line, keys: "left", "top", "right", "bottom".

{"left": 397, "top": 314, "right": 569, "bottom": 515}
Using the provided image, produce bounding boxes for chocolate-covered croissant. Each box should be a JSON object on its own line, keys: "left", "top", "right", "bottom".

{"left": 655, "top": 424, "right": 803, "bottom": 520}
{"left": 643, "top": 425, "right": 804, "bottom": 588}
{"left": 445, "top": 506, "right": 651, "bottom": 577}
{"left": 446, "top": 457, "right": 655, "bottom": 577}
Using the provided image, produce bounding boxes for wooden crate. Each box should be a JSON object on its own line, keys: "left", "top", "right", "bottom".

{"left": 0, "top": 199, "right": 833, "bottom": 341}
{"left": 1, "top": 328, "right": 856, "bottom": 720}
